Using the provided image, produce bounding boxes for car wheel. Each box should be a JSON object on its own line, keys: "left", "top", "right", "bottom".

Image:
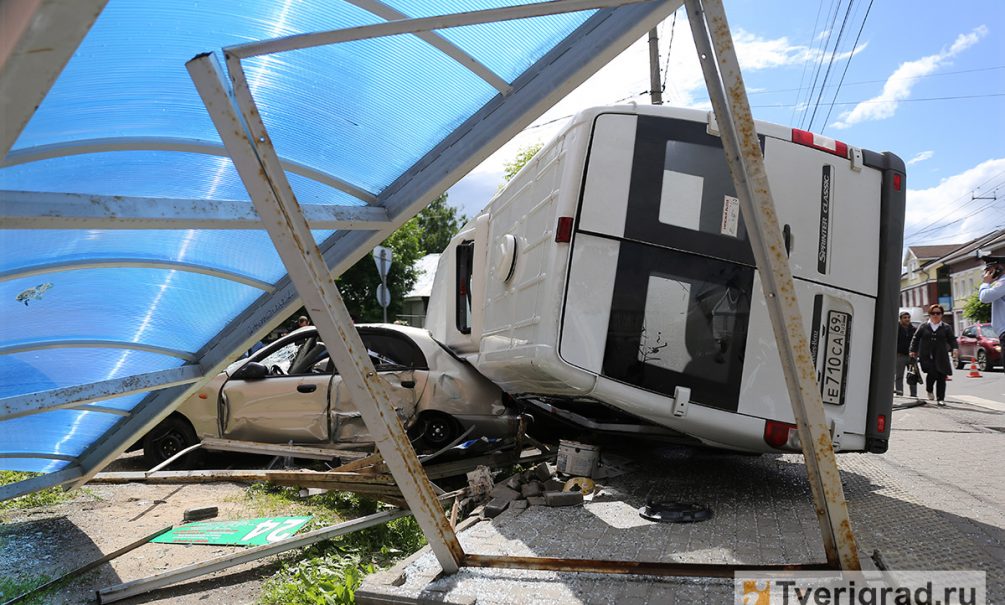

{"left": 418, "top": 412, "right": 459, "bottom": 450}
{"left": 977, "top": 350, "right": 988, "bottom": 372}
{"left": 143, "top": 416, "right": 199, "bottom": 468}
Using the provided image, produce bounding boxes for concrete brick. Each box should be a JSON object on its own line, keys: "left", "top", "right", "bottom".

{"left": 531, "top": 462, "right": 553, "bottom": 481}
{"left": 483, "top": 497, "right": 510, "bottom": 518}
{"left": 489, "top": 485, "right": 520, "bottom": 502}
{"left": 509, "top": 500, "right": 528, "bottom": 512}
{"left": 543, "top": 478, "right": 565, "bottom": 491}
{"left": 526, "top": 496, "right": 546, "bottom": 507}
{"left": 544, "top": 490, "right": 583, "bottom": 507}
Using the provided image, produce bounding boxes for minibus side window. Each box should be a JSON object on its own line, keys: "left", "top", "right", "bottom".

{"left": 455, "top": 240, "right": 474, "bottom": 334}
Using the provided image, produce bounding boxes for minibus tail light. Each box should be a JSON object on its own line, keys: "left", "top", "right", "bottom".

{"left": 893, "top": 174, "right": 902, "bottom": 191}
{"left": 763, "top": 420, "right": 797, "bottom": 449}
{"left": 877, "top": 414, "right": 887, "bottom": 433}
{"left": 791, "top": 128, "right": 848, "bottom": 158}
{"left": 555, "top": 217, "right": 574, "bottom": 243}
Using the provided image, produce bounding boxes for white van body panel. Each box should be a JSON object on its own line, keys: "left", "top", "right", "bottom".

{"left": 428, "top": 105, "right": 902, "bottom": 453}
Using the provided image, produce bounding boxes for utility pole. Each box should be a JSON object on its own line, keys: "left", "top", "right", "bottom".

{"left": 648, "top": 27, "right": 663, "bottom": 105}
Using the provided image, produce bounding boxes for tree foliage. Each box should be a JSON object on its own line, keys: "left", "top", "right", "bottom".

{"left": 962, "top": 292, "right": 992, "bottom": 323}
{"left": 336, "top": 218, "right": 424, "bottom": 323}
{"left": 331, "top": 194, "right": 464, "bottom": 323}
{"left": 415, "top": 194, "right": 466, "bottom": 253}
{"left": 503, "top": 143, "right": 543, "bottom": 182}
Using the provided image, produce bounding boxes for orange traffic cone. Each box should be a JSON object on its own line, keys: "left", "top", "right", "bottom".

{"left": 967, "top": 361, "right": 982, "bottom": 378}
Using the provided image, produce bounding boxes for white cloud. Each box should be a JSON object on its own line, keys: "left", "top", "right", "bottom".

{"left": 733, "top": 29, "right": 865, "bottom": 70}
{"left": 907, "top": 150, "right": 935, "bottom": 165}
{"left": 904, "top": 157, "right": 1005, "bottom": 246}
{"left": 831, "top": 25, "right": 988, "bottom": 129}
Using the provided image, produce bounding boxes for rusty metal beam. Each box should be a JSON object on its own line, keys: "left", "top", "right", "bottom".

{"left": 684, "top": 0, "right": 860, "bottom": 569}
{"left": 187, "top": 51, "right": 464, "bottom": 573}
{"left": 463, "top": 554, "right": 835, "bottom": 578}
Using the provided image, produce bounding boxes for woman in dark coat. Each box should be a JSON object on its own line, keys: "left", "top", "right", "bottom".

{"left": 909, "top": 304, "right": 959, "bottom": 406}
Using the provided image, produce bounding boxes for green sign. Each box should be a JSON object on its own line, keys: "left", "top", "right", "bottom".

{"left": 152, "top": 516, "right": 312, "bottom": 546}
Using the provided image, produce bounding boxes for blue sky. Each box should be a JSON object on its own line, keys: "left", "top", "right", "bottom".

{"left": 448, "top": 0, "right": 1005, "bottom": 249}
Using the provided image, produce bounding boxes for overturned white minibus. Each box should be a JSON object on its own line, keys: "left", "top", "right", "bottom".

{"left": 426, "top": 105, "right": 905, "bottom": 454}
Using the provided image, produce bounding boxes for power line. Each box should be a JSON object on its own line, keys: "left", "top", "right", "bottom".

{"left": 820, "top": 0, "right": 875, "bottom": 133}
{"left": 801, "top": 0, "right": 844, "bottom": 129}
{"left": 790, "top": 0, "right": 827, "bottom": 125}
{"left": 903, "top": 195, "right": 1004, "bottom": 244}
{"left": 902, "top": 171, "right": 1005, "bottom": 241}
{"left": 807, "top": 0, "right": 857, "bottom": 131}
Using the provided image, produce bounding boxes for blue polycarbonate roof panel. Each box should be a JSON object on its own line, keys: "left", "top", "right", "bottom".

{"left": 1, "top": 410, "right": 123, "bottom": 458}
{"left": 381, "top": 0, "right": 594, "bottom": 82}
{"left": 0, "top": 349, "right": 182, "bottom": 399}
{"left": 248, "top": 36, "right": 497, "bottom": 193}
{"left": 0, "top": 230, "right": 293, "bottom": 284}
{"left": 12, "top": 1, "right": 383, "bottom": 151}
{"left": 0, "top": 0, "right": 670, "bottom": 487}
{"left": 2, "top": 269, "right": 263, "bottom": 354}
{"left": 0, "top": 151, "right": 364, "bottom": 206}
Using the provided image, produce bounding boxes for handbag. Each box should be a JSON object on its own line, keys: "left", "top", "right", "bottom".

{"left": 906, "top": 360, "right": 921, "bottom": 386}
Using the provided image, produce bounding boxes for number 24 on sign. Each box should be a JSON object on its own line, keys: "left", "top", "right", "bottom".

{"left": 241, "top": 518, "right": 310, "bottom": 544}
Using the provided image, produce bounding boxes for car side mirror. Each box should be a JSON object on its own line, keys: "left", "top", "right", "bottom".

{"left": 232, "top": 361, "right": 268, "bottom": 381}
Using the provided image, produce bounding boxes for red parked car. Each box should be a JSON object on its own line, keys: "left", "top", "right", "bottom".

{"left": 957, "top": 323, "right": 1001, "bottom": 372}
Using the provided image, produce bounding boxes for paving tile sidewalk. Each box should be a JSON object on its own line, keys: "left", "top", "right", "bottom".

{"left": 358, "top": 400, "right": 1004, "bottom": 604}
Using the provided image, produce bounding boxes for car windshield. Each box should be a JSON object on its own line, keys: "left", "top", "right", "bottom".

{"left": 258, "top": 342, "right": 299, "bottom": 373}
{"left": 981, "top": 326, "right": 999, "bottom": 339}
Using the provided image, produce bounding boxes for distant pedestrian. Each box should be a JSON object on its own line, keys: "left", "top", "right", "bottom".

{"left": 297, "top": 315, "right": 310, "bottom": 329}
{"left": 977, "top": 256, "right": 1005, "bottom": 342}
{"left": 910, "top": 304, "right": 959, "bottom": 406}
{"left": 895, "top": 312, "right": 917, "bottom": 397}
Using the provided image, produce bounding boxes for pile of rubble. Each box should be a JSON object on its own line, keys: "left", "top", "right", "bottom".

{"left": 463, "top": 462, "right": 590, "bottom": 519}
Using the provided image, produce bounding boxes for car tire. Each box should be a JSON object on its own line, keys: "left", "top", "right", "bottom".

{"left": 977, "top": 350, "right": 988, "bottom": 372}
{"left": 416, "top": 412, "right": 460, "bottom": 450}
{"left": 143, "top": 416, "right": 199, "bottom": 468}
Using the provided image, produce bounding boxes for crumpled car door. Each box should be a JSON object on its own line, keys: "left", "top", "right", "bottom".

{"left": 330, "top": 366, "right": 428, "bottom": 444}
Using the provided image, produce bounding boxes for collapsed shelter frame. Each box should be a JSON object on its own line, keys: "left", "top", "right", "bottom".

{"left": 1, "top": 0, "right": 861, "bottom": 583}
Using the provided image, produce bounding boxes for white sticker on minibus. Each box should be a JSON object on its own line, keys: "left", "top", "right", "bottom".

{"left": 721, "top": 195, "right": 739, "bottom": 237}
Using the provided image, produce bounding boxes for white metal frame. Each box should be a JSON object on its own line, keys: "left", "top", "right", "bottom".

{"left": 0, "top": 190, "right": 388, "bottom": 229}
{"left": 0, "top": 0, "right": 108, "bottom": 158}
{"left": 1, "top": 365, "right": 203, "bottom": 421}
{"left": 188, "top": 51, "right": 469, "bottom": 571}
{"left": 2, "top": 138, "right": 379, "bottom": 204}
{"left": 1, "top": 258, "right": 275, "bottom": 292}
{"left": 0, "top": 340, "right": 195, "bottom": 361}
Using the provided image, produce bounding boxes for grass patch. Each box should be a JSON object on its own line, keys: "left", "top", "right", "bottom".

{"left": 0, "top": 471, "right": 76, "bottom": 515}
{"left": 0, "top": 573, "right": 52, "bottom": 605}
{"left": 244, "top": 482, "right": 428, "bottom": 605}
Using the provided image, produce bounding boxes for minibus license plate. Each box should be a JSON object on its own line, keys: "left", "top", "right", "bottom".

{"left": 821, "top": 311, "right": 850, "bottom": 405}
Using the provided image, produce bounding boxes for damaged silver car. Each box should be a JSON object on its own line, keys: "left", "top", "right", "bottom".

{"left": 141, "top": 324, "right": 519, "bottom": 464}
